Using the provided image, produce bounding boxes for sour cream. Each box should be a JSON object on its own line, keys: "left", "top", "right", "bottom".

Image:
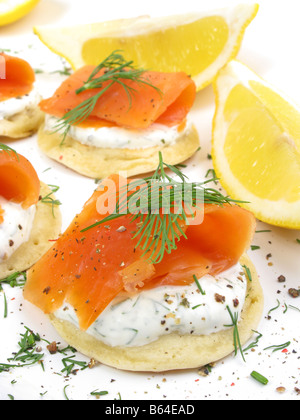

{"left": 44, "top": 114, "right": 192, "bottom": 150}
{"left": 55, "top": 264, "right": 247, "bottom": 347}
{"left": 0, "top": 197, "right": 36, "bottom": 262}
{"left": 0, "top": 86, "right": 41, "bottom": 120}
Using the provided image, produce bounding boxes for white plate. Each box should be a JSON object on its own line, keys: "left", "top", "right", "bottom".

{"left": 0, "top": 0, "right": 299, "bottom": 401}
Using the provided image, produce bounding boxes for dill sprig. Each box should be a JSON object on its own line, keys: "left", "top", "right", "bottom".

{"left": 52, "top": 50, "right": 161, "bottom": 144}
{"left": 0, "top": 143, "right": 18, "bottom": 159}
{"left": 61, "top": 354, "right": 89, "bottom": 376}
{"left": 40, "top": 184, "right": 62, "bottom": 217}
{"left": 82, "top": 152, "right": 243, "bottom": 265}
{"left": 225, "top": 305, "right": 246, "bottom": 362}
{"left": 0, "top": 272, "right": 27, "bottom": 319}
{"left": 0, "top": 327, "right": 44, "bottom": 373}
{"left": 0, "top": 271, "right": 27, "bottom": 288}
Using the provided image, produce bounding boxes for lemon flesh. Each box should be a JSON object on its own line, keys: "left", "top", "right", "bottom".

{"left": 34, "top": 4, "right": 258, "bottom": 90}
{"left": 82, "top": 16, "right": 229, "bottom": 76}
{"left": 0, "top": 0, "right": 40, "bottom": 26}
{"left": 212, "top": 61, "right": 300, "bottom": 229}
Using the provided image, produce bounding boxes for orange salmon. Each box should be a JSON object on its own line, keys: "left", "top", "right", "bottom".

{"left": 24, "top": 175, "right": 256, "bottom": 330}
{"left": 39, "top": 66, "right": 196, "bottom": 129}
{"left": 0, "top": 149, "right": 40, "bottom": 210}
{"left": 0, "top": 53, "right": 35, "bottom": 102}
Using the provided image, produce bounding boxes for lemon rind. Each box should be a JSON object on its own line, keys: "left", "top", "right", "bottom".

{"left": 212, "top": 60, "right": 300, "bottom": 230}
{"left": 33, "top": 3, "right": 259, "bottom": 90}
{"left": 0, "top": 0, "right": 40, "bottom": 27}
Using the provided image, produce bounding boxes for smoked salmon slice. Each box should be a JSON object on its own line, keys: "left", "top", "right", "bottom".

{"left": 0, "top": 53, "right": 35, "bottom": 102}
{"left": 39, "top": 66, "right": 196, "bottom": 129}
{"left": 0, "top": 205, "right": 4, "bottom": 224}
{"left": 0, "top": 149, "right": 40, "bottom": 209}
{"left": 24, "top": 175, "right": 256, "bottom": 331}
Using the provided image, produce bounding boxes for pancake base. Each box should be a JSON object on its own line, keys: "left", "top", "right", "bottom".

{"left": 37, "top": 123, "right": 200, "bottom": 179}
{"left": 49, "top": 254, "right": 264, "bottom": 372}
{"left": 0, "top": 183, "right": 62, "bottom": 280}
{"left": 0, "top": 106, "right": 44, "bottom": 139}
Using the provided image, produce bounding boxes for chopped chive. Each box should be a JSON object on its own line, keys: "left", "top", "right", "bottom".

{"left": 193, "top": 275, "right": 206, "bottom": 295}
{"left": 3, "top": 291, "right": 7, "bottom": 318}
{"left": 251, "top": 245, "right": 260, "bottom": 251}
{"left": 192, "top": 304, "right": 203, "bottom": 310}
{"left": 268, "top": 299, "right": 280, "bottom": 315}
{"left": 289, "top": 304, "right": 300, "bottom": 312}
{"left": 243, "top": 330, "right": 263, "bottom": 352}
{"left": 0, "top": 283, "right": 8, "bottom": 318}
{"left": 264, "top": 341, "right": 291, "bottom": 353}
{"left": 63, "top": 385, "right": 70, "bottom": 400}
{"left": 90, "top": 390, "right": 109, "bottom": 397}
{"left": 251, "top": 371, "right": 269, "bottom": 385}
{"left": 242, "top": 264, "right": 252, "bottom": 282}
{"left": 225, "top": 306, "right": 246, "bottom": 362}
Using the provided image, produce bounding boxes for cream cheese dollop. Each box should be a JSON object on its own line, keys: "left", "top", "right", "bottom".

{"left": 54, "top": 263, "right": 248, "bottom": 347}
{"left": 0, "top": 197, "right": 36, "bottom": 262}
{"left": 0, "top": 86, "right": 41, "bottom": 120}
{"left": 44, "top": 114, "right": 192, "bottom": 150}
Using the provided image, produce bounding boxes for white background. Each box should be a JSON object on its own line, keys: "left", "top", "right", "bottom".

{"left": 0, "top": 0, "right": 299, "bottom": 401}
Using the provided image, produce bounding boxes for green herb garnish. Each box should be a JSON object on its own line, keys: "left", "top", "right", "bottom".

{"left": 41, "top": 185, "right": 62, "bottom": 217}
{"left": 225, "top": 305, "right": 245, "bottom": 362}
{"left": 0, "top": 143, "right": 18, "bottom": 159}
{"left": 0, "top": 271, "right": 27, "bottom": 288}
{"left": 251, "top": 245, "right": 260, "bottom": 251}
{"left": 81, "top": 152, "right": 242, "bottom": 265}
{"left": 0, "top": 285, "right": 7, "bottom": 318}
{"left": 0, "top": 272, "right": 27, "bottom": 319}
{"left": 90, "top": 390, "right": 109, "bottom": 398}
{"left": 193, "top": 274, "right": 206, "bottom": 295}
{"left": 242, "top": 264, "right": 252, "bottom": 282}
{"left": 268, "top": 299, "right": 281, "bottom": 315}
{"left": 264, "top": 341, "right": 291, "bottom": 353}
{"left": 243, "top": 330, "right": 263, "bottom": 352}
{"left": 251, "top": 371, "right": 269, "bottom": 385}
{"left": 53, "top": 50, "right": 161, "bottom": 144}
{"left": 61, "top": 354, "right": 89, "bottom": 376}
{"left": 0, "top": 327, "right": 44, "bottom": 373}
{"left": 205, "top": 168, "right": 218, "bottom": 184}
{"left": 63, "top": 385, "right": 70, "bottom": 400}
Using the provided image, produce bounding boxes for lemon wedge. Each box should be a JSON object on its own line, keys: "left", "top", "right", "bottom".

{"left": 33, "top": 3, "right": 258, "bottom": 90}
{"left": 0, "top": 0, "right": 40, "bottom": 26}
{"left": 212, "top": 60, "right": 300, "bottom": 229}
